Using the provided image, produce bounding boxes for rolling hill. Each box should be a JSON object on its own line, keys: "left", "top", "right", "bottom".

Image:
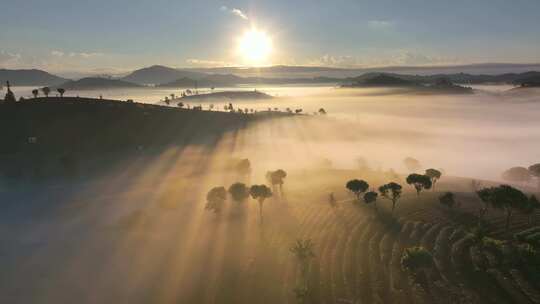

{"left": 0, "top": 69, "right": 68, "bottom": 86}
{"left": 121, "top": 65, "right": 207, "bottom": 85}
{"left": 58, "top": 77, "right": 142, "bottom": 90}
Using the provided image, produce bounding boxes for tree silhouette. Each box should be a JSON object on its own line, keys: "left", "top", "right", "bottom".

{"left": 528, "top": 164, "right": 540, "bottom": 190}
{"left": 32, "top": 89, "right": 39, "bottom": 98}
{"left": 425, "top": 168, "right": 442, "bottom": 190}
{"left": 502, "top": 167, "right": 531, "bottom": 185}
{"left": 205, "top": 186, "right": 227, "bottom": 214}
{"left": 345, "top": 179, "right": 369, "bottom": 202}
{"left": 267, "top": 169, "right": 287, "bottom": 194}
{"left": 401, "top": 246, "right": 433, "bottom": 287}
{"left": 403, "top": 157, "right": 421, "bottom": 172}
{"left": 439, "top": 192, "right": 456, "bottom": 209}
{"left": 406, "top": 174, "right": 432, "bottom": 196}
{"left": 3, "top": 81, "right": 16, "bottom": 102}
{"left": 290, "top": 238, "right": 315, "bottom": 292}
{"left": 57, "top": 88, "right": 65, "bottom": 97}
{"left": 178, "top": 102, "right": 184, "bottom": 108}
{"left": 520, "top": 195, "right": 540, "bottom": 226}
{"left": 363, "top": 191, "right": 379, "bottom": 211}
{"left": 236, "top": 158, "right": 252, "bottom": 181}
{"left": 250, "top": 184, "right": 272, "bottom": 222}
{"left": 228, "top": 182, "right": 249, "bottom": 203}
{"left": 478, "top": 185, "right": 529, "bottom": 231}
{"left": 318, "top": 108, "right": 327, "bottom": 115}
{"left": 378, "top": 182, "right": 402, "bottom": 213}
{"left": 41, "top": 87, "right": 51, "bottom": 97}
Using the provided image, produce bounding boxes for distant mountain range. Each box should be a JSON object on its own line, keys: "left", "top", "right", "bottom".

{"left": 0, "top": 69, "right": 68, "bottom": 86}
{"left": 58, "top": 77, "right": 142, "bottom": 90}
{"left": 120, "top": 65, "right": 207, "bottom": 85}
{"left": 2, "top": 64, "right": 540, "bottom": 89}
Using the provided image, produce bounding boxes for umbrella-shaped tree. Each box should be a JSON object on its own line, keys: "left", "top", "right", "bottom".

{"left": 250, "top": 184, "right": 272, "bottom": 222}
{"left": 379, "top": 182, "right": 402, "bottom": 213}
{"left": 478, "top": 185, "right": 529, "bottom": 231}
{"left": 406, "top": 174, "right": 432, "bottom": 196}
{"left": 363, "top": 191, "right": 379, "bottom": 211}
{"left": 425, "top": 168, "right": 442, "bottom": 190}
{"left": 345, "top": 179, "right": 369, "bottom": 202}
{"left": 205, "top": 186, "right": 227, "bottom": 214}
{"left": 228, "top": 182, "right": 249, "bottom": 203}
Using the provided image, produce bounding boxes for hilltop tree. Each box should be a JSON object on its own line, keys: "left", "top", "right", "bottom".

{"left": 41, "top": 86, "right": 51, "bottom": 97}
{"left": 267, "top": 169, "right": 287, "bottom": 194}
{"left": 228, "top": 182, "right": 249, "bottom": 203}
{"left": 502, "top": 167, "right": 531, "bottom": 184}
{"left": 406, "top": 174, "right": 432, "bottom": 196}
{"left": 345, "top": 179, "right": 369, "bottom": 202}
{"left": 3, "top": 81, "right": 16, "bottom": 102}
{"left": 57, "top": 88, "right": 65, "bottom": 97}
{"left": 379, "top": 182, "right": 402, "bottom": 213}
{"left": 403, "top": 157, "right": 421, "bottom": 172}
{"left": 520, "top": 195, "right": 540, "bottom": 226}
{"left": 478, "top": 185, "right": 529, "bottom": 231}
{"left": 236, "top": 158, "right": 252, "bottom": 181}
{"left": 401, "top": 246, "right": 433, "bottom": 287}
{"left": 528, "top": 164, "right": 540, "bottom": 190}
{"left": 318, "top": 108, "right": 327, "bottom": 115}
{"left": 32, "top": 89, "right": 39, "bottom": 98}
{"left": 250, "top": 184, "right": 272, "bottom": 222}
{"left": 363, "top": 191, "right": 379, "bottom": 211}
{"left": 425, "top": 168, "right": 442, "bottom": 190}
{"left": 205, "top": 186, "right": 227, "bottom": 214}
{"left": 439, "top": 192, "right": 456, "bottom": 209}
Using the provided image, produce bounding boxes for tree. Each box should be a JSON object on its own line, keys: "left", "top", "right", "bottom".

{"left": 318, "top": 108, "right": 327, "bottom": 115}
{"left": 228, "top": 182, "right": 249, "bottom": 203}
{"left": 528, "top": 164, "right": 540, "bottom": 190}
{"left": 379, "top": 182, "right": 402, "bottom": 213}
{"left": 520, "top": 195, "right": 540, "bottom": 226}
{"left": 345, "top": 179, "right": 369, "bottom": 202}
{"left": 41, "top": 87, "right": 51, "bottom": 97}
{"left": 439, "top": 192, "right": 456, "bottom": 209}
{"left": 236, "top": 158, "right": 251, "bottom": 180}
{"left": 290, "top": 239, "right": 316, "bottom": 290}
{"left": 403, "top": 157, "right": 421, "bottom": 172}
{"left": 3, "top": 81, "right": 16, "bottom": 102}
{"left": 364, "top": 191, "right": 378, "bottom": 211}
{"left": 178, "top": 102, "right": 184, "bottom": 108}
{"left": 401, "top": 246, "right": 433, "bottom": 286}
{"left": 57, "top": 88, "right": 65, "bottom": 97}
{"left": 406, "top": 174, "right": 432, "bottom": 196}
{"left": 267, "top": 169, "right": 287, "bottom": 194}
{"left": 425, "top": 168, "right": 442, "bottom": 190}
{"left": 502, "top": 167, "right": 531, "bottom": 184}
{"left": 478, "top": 185, "right": 529, "bottom": 231}
{"left": 32, "top": 89, "right": 39, "bottom": 98}
{"left": 205, "top": 186, "right": 227, "bottom": 214}
{"left": 250, "top": 184, "right": 272, "bottom": 222}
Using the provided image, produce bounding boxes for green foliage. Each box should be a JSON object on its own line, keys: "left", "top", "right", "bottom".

{"left": 290, "top": 239, "right": 316, "bottom": 261}
{"left": 476, "top": 185, "right": 529, "bottom": 231}
{"left": 515, "top": 226, "right": 540, "bottom": 241}
{"left": 363, "top": 191, "right": 378, "bottom": 204}
{"left": 439, "top": 192, "right": 455, "bottom": 209}
{"left": 406, "top": 173, "right": 432, "bottom": 195}
{"left": 378, "top": 182, "right": 402, "bottom": 213}
{"left": 346, "top": 179, "right": 369, "bottom": 200}
{"left": 228, "top": 182, "right": 249, "bottom": 203}
{"left": 401, "top": 246, "right": 433, "bottom": 272}
{"left": 481, "top": 237, "right": 504, "bottom": 251}
{"left": 250, "top": 184, "right": 272, "bottom": 201}
{"left": 425, "top": 168, "right": 442, "bottom": 188}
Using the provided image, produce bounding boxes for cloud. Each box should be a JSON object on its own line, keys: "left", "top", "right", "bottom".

{"left": 221, "top": 5, "right": 248, "bottom": 20}
{"left": 51, "top": 50, "right": 64, "bottom": 57}
{"left": 367, "top": 20, "right": 395, "bottom": 30}
{"left": 0, "top": 50, "right": 22, "bottom": 66}
{"left": 186, "top": 58, "right": 233, "bottom": 67}
{"left": 51, "top": 50, "right": 103, "bottom": 58}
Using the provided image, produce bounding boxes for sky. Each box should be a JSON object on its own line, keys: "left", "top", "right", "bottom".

{"left": 1, "top": 0, "right": 540, "bottom": 75}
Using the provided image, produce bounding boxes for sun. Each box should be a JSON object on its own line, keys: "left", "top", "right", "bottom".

{"left": 237, "top": 28, "right": 273, "bottom": 65}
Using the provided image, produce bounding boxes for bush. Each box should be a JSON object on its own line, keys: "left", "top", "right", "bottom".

{"left": 515, "top": 226, "right": 540, "bottom": 242}
{"left": 482, "top": 237, "right": 504, "bottom": 251}
{"left": 401, "top": 246, "right": 433, "bottom": 272}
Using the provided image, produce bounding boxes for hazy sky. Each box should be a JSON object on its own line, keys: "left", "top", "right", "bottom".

{"left": 1, "top": 0, "right": 540, "bottom": 73}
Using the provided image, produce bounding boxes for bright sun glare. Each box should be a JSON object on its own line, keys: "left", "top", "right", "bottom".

{"left": 238, "top": 28, "right": 273, "bottom": 65}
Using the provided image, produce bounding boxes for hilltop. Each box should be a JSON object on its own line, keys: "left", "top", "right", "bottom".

{"left": 0, "top": 69, "right": 68, "bottom": 86}
{"left": 121, "top": 65, "right": 207, "bottom": 85}
{"left": 58, "top": 77, "right": 141, "bottom": 90}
